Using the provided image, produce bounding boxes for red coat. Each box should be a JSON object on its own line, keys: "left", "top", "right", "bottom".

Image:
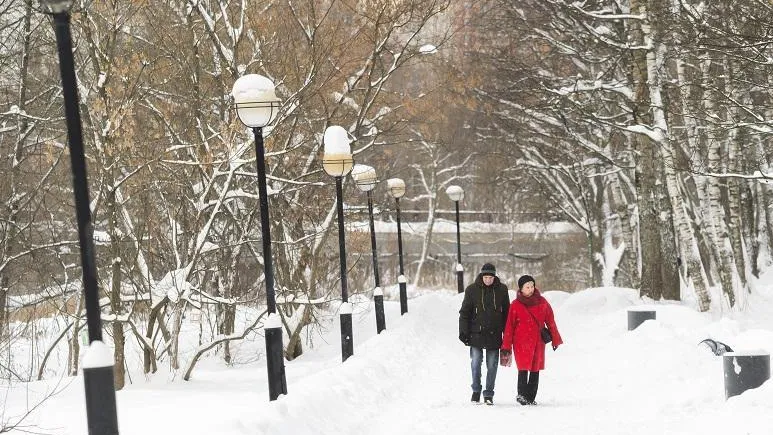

{"left": 501, "top": 289, "right": 563, "bottom": 371}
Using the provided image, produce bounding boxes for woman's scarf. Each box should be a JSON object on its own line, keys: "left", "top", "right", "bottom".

{"left": 516, "top": 288, "right": 542, "bottom": 306}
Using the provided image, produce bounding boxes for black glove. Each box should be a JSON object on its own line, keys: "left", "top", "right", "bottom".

{"left": 459, "top": 332, "right": 470, "bottom": 345}
{"left": 552, "top": 344, "right": 558, "bottom": 351}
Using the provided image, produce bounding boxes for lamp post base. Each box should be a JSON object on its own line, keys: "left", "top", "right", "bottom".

{"left": 627, "top": 309, "right": 656, "bottom": 331}
{"left": 265, "top": 326, "right": 287, "bottom": 400}
{"left": 374, "top": 294, "right": 386, "bottom": 333}
{"left": 340, "top": 313, "right": 353, "bottom": 362}
{"left": 83, "top": 365, "right": 119, "bottom": 435}
{"left": 399, "top": 282, "right": 408, "bottom": 315}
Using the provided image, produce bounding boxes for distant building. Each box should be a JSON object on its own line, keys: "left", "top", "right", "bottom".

{"left": 347, "top": 218, "right": 590, "bottom": 292}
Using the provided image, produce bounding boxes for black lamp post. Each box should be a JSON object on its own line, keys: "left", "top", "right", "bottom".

{"left": 352, "top": 165, "right": 385, "bottom": 333}
{"left": 323, "top": 126, "right": 355, "bottom": 362}
{"left": 41, "top": 1, "right": 119, "bottom": 433}
{"left": 445, "top": 185, "right": 465, "bottom": 294}
{"left": 231, "top": 74, "right": 287, "bottom": 400}
{"left": 387, "top": 178, "right": 408, "bottom": 315}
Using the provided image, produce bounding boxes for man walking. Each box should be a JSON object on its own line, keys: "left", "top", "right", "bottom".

{"left": 458, "top": 263, "right": 510, "bottom": 405}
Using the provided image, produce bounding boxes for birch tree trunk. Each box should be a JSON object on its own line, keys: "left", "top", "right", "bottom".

{"left": 672, "top": 55, "right": 711, "bottom": 310}
{"left": 643, "top": 11, "right": 679, "bottom": 301}
{"left": 412, "top": 159, "right": 439, "bottom": 288}
{"left": 761, "top": 180, "right": 773, "bottom": 270}
{"left": 743, "top": 171, "right": 759, "bottom": 279}
{"left": 609, "top": 164, "right": 639, "bottom": 289}
{"left": 723, "top": 57, "right": 748, "bottom": 291}
{"left": 700, "top": 55, "right": 738, "bottom": 308}
{"left": 704, "top": 171, "right": 737, "bottom": 307}
{"left": 655, "top": 156, "right": 680, "bottom": 300}
{"left": 589, "top": 179, "right": 605, "bottom": 287}
{"left": 630, "top": 0, "right": 662, "bottom": 299}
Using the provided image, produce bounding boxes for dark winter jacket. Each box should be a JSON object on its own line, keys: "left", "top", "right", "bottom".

{"left": 459, "top": 274, "right": 510, "bottom": 349}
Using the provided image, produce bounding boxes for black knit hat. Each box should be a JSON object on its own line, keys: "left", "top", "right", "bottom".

{"left": 480, "top": 263, "right": 496, "bottom": 276}
{"left": 517, "top": 274, "right": 535, "bottom": 290}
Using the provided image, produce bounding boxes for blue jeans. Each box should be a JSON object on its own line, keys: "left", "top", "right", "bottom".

{"left": 470, "top": 347, "right": 499, "bottom": 398}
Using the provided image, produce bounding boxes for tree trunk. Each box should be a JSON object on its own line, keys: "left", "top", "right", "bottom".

{"left": 610, "top": 171, "right": 639, "bottom": 289}
{"left": 590, "top": 179, "right": 606, "bottom": 287}
{"left": 107, "top": 189, "right": 126, "bottom": 390}
{"left": 143, "top": 297, "right": 166, "bottom": 374}
{"left": 704, "top": 159, "right": 737, "bottom": 308}
{"left": 630, "top": 0, "right": 662, "bottom": 299}
{"left": 745, "top": 178, "right": 759, "bottom": 279}
{"left": 69, "top": 292, "right": 85, "bottom": 376}
{"left": 0, "top": 0, "right": 33, "bottom": 344}
{"left": 587, "top": 227, "right": 603, "bottom": 288}
{"left": 170, "top": 301, "right": 184, "bottom": 371}
{"left": 700, "top": 55, "right": 738, "bottom": 308}
{"left": 723, "top": 60, "right": 748, "bottom": 291}
{"left": 413, "top": 190, "right": 436, "bottom": 288}
{"left": 672, "top": 55, "right": 712, "bottom": 310}
{"left": 0, "top": 286, "right": 6, "bottom": 342}
{"left": 216, "top": 270, "right": 235, "bottom": 364}
{"left": 655, "top": 165, "right": 680, "bottom": 300}
{"left": 285, "top": 304, "right": 312, "bottom": 361}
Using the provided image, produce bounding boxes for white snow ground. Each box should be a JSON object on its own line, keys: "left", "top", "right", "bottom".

{"left": 4, "top": 281, "right": 773, "bottom": 435}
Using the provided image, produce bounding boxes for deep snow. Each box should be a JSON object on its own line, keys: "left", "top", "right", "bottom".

{"left": 4, "top": 281, "right": 773, "bottom": 434}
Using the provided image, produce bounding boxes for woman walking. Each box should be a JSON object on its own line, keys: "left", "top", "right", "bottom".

{"left": 500, "top": 274, "right": 562, "bottom": 405}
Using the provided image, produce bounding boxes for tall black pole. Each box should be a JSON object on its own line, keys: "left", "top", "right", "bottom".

{"left": 367, "top": 191, "right": 386, "bottom": 333}
{"left": 335, "top": 177, "right": 354, "bottom": 361}
{"left": 455, "top": 200, "right": 464, "bottom": 294}
{"left": 50, "top": 10, "right": 119, "bottom": 435}
{"left": 395, "top": 198, "right": 408, "bottom": 315}
{"left": 252, "top": 127, "right": 287, "bottom": 400}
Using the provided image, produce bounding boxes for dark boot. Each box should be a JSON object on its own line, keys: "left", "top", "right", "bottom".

{"left": 471, "top": 392, "right": 481, "bottom": 403}
{"left": 526, "top": 371, "right": 540, "bottom": 404}
{"left": 516, "top": 370, "right": 529, "bottom": 405}
{"left": 517, "top": 371, "right": 528, "bottom": 397}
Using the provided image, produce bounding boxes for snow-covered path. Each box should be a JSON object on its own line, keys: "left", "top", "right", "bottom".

{"left": 4, "top": 288, "right": 773, "bottom": 434}
{"left": 345, "top": 290, "right": 772, "bottom": 435}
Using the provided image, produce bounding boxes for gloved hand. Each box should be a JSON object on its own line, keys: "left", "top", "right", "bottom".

{"left": 459, "top": 332, "right": 470, "bottom": 345}
{"left": 552, "top": 344, "right": 559, "bottom": 351}
{"left": 499, "top": 349, "right": 512, "bottom": 367}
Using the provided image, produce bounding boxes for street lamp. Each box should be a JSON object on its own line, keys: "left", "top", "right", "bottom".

{"left": 351, "top": 164, "right": 385, "bottom": 334}
{"left": 322, "top": 125, "right": 355, "bottom": 362}
{"left": 387, "top": 178, "right": 408, "bottom": 315}
{"left": 445, "top": 185, "right": 465, "bottom": 294}
{"left": 231, "top": 74, "right": 287, "bottom": 400}
{"left": 41, "top": 1, "right": 119, "bottom": 433}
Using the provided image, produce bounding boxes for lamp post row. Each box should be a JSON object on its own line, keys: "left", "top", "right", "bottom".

{"left": 44, "top": 2, "right": 465, "bottom": 431}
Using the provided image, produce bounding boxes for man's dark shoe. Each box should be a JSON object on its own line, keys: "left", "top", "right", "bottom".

{"left": 471, "top": 392, "right": 481, "bottom": 403}
{"left": 527, "top": 400, "right": 538, "bottom": 406}
{"left": 516, "top": 395, "right": 529, "bottom": 406}
{"left": 483, "top": 396, "right": 493, "bottom": 406}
